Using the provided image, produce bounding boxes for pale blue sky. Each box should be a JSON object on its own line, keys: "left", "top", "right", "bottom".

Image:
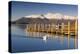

{"left": 11, "top": 1, "right": 78, "bottom": 21}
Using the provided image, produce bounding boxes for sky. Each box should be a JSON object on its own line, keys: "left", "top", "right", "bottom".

{"left": 10, "top": 1, "right": 78, "bottom": 21}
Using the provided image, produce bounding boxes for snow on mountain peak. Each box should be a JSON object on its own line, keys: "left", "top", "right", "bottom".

{"left": 24, "top": 14, "right": 45, "bottom": 19}
{"left": 44, "top": 13, "right": 63, "bottom": 19}
{"left": 24, "top": 13, "right": 77, "bottom": 20}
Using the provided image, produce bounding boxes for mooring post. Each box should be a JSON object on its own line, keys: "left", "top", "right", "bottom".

{"left": 60, "top": 23, "right": 64, "bottom": 45}
{"left": 74, "top": 19, "right": 77, "bottom": 48}
{"left": 47, "top": 24, "right": 48, "bottom": 33}
{"left": 68, "top": 21, "right": 70, "bottom": 48}
{"left": 68, "top": 21, "right": 70, "bottom": 35}
{"left": 37, "top": 24, "right": 38, "bottom": 32}
{"left": 61, "top": 23, "right": 64, "bottom": 35}
{"left": 49, "top": 24, "right": 50, "bottom": 33}
{"left": 75, "top": 19, "right": 77, "bottom": 36}
{"left": 26, "top": 24, "right": 28, "bottom": 31}
{"left": 35, "top": 24, "right": 36, "bottom": 31}
{"left": 57, "top": 24, "right": 59, "bottom": 35}
{"left": 51, "top": 24, "right": 52, "bottom": 33}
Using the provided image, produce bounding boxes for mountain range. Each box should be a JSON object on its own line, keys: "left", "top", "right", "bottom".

{"left": 11, "top": 13, "right": 77, "bottom": 25}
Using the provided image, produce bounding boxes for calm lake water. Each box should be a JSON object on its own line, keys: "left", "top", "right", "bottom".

{"left": 11, "top": 24, "right": 78, "bottom": 53}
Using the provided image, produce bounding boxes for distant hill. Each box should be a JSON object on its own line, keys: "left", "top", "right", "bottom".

{"left": 11, "top": 13, "right": 77, "bottom": 25}
{"left": 12, "top": 17, "right": 76, "bottom": 25}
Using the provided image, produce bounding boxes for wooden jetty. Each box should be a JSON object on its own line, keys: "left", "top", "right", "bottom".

{"left": 25, "top": 19, "right": 78, "bottom": 36}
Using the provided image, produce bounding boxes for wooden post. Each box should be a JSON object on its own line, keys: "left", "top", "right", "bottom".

{"left": 49, "top": 24, "right": 50, "bottom": 33}
{"left": 68, "top": 21, "right": 70, "bottom": 48}
{"left": 56, "top": 25, "right": 57, "bottom": 35}
{"left": 26, "top": 24, "right": 28, "bottom": 31}
{"left": 35, "top": 24, "right": 36, "bottom": 31}
{"left": 42, "top": 24, "right": 43, "bottom": 32}
{"left": 74, "top": 19, "right": 77, "bottom": 48}
{"left": 37, "top": 24, "right": 38, "bottom": 32}
{"left": 32, "top": 24, "right": 34, "bottom": 31}
{"left": 68, "top": 21, "right": 70, "bottom": 35}
{"left": 75, "top": 19, "right": 77, "bottom": 36}
{"left": 41, "top": 24, "right": 43, "bottom": 32}
{"left": 60, "top": 23, "right": 64, "bottom": 45}
{"left": 44, "top": 24, "right": 45, "bottom": 32}
{"left": 38, "top": 24, "right": 41, "bottom": 32}
{"left": 43, "top": 24, "right": 44, "bottom": 32}
{"left": 30, "top": 24, "right": 32, "bottom": 31}
{"left": 41, "top": 24, "right": 42, "bottom": 32}
{"left": 58, "top": 24, "right": 59, "bottom": 34}
{"left": 39, "top": 23, "right": 40, "bottom": 32}
{"left": 47, "top": 24, "right": 48, "bottom": 33}
{"left": 40, "top": 24, "right": 41, "bottom": 32}
{"left": 45, "top": 24, "right": 46, "bottom": 32}
{"left": 38, "top": 23, "right": 40, "bottom": 36}
{"left": 28, "top": 24, "right": 29, "bottom": 31}
{"left": 32, "top": 24, "right": 34, "bottom": 32}
{"left": 51, "top": 24, "right": 52, "bottom": 34}
{"left": 61, "top": 23, "right": 64, "bottom": 34}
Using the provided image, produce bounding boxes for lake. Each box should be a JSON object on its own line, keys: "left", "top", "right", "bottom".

{"left": 11, "top": 24, "right": 78, "bottom": 53}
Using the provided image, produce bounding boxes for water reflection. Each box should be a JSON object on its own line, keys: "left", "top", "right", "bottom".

{"left": 24, "top": 26, "right": 77, "bottom": 49}
{"left": 11, "top": 24, "right": 78, "bottom": 52}
{"left": 13, "top": 24, "right": 78, "bottom": 48}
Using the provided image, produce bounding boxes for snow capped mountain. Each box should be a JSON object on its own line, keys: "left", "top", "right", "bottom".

{"left": 63, "top": 15, "right": 77, "bottom": 20}
{"left": 44, "top": 13, "right": 63, "bottom": 19}
{"left": 24, "top": 13, "right": 77, "bottom": 20}
{"left": 24, "top": 14, "right": 45, "bottom": 19}
{"left": 12, "top": 13, "right": 77, "bottom": 24}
